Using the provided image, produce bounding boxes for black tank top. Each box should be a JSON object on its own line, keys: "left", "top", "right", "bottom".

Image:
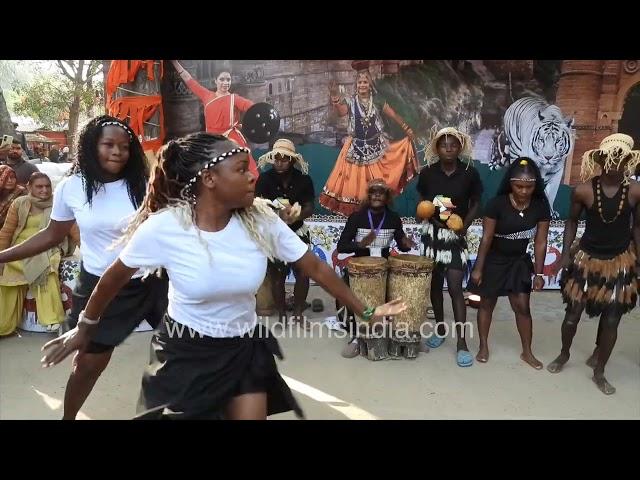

{"left": 579, "top": 177, "right": 632, "bottom": 258}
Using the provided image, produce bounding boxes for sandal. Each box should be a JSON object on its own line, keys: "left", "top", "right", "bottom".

{"left": 426, "top": 335, "right": 445, "bottom": 349}
{"left": 457, "top": 350, "right": 474, "bottom": 367}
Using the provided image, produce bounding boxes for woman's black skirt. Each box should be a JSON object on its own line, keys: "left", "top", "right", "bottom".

{"left": 67, "top": 264, "right": 168, "bottom": 352}
{"left": 135, "top": 315, "right": 304, "bottom": 420}
{"left": 468, "top": 252, "right": 534, "bottom": 297}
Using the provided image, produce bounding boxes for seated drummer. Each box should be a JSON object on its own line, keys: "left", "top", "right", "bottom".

{"left": 256, "top": 139, "right": 315, "bottom": 328}
{"left": 336, "top": 178, "right": 415, "bottom": 358}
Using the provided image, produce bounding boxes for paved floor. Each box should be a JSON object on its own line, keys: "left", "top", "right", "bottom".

{"left": 1, "top": 288, "right": 639, "bottom": 419}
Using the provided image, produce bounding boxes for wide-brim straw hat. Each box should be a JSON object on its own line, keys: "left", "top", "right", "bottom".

{"left": 425, "top": 126, "right": 473, "bottom": 165}
{"left": 581, "top": 133, "right": 640, "bottom": 183}
{"left": 257, "top": 138, "right": 309, "bottom": 174}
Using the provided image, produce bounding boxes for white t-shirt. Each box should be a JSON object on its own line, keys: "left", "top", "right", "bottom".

{"left": 50, "top": 174, "right": 141, "bottom": 277}
{"left": 119, "top": 210, "right": 309, "bottom": 338}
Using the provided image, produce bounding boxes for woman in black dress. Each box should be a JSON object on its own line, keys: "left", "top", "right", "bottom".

{"left": 468, "top": 158, "right": 550, "bottom": 369}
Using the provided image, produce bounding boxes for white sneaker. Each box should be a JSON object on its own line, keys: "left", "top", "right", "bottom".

{"left": 324, "top": 316, "right": 344, "bottom": 331}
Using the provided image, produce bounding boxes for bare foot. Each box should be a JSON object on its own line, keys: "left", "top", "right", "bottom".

{"left": 547, "top": 353, "right": 569, "bottom": 373}
{"left": 521, "top": 352, "right": 543, "bottom": 370}
{"left": 586, "top": 348, "right": 599, "bottom": 368}
{"left": 592, "top": 374, "right": 616, "bottom": 395}
{"left": 476, "top": 347, "right": 489, "bottom": 363}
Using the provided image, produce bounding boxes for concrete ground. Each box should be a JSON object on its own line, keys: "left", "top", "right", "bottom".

{"left": 1, "top": 287, "right": 639, "bottom": 420}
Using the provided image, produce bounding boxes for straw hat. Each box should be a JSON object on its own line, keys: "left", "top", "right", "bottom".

{"left": 425, "top": 126, "right": 473, "bottom": 165}
{"left": 257, "top": 138, "right": 309, "bottom": 174}
{"left": 367, "top": 178, "right": 391, "bottom": 193}
{"left": 580, "top": 133, "right": 640, "bottom": 183}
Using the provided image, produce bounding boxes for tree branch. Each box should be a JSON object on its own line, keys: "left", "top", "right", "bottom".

{"left": 57, "top": 60, "right": 75, "bottom": 81}
{"left": 86, "top": 60, "right": 101, "bottom": 80}
{"left": 75, "top": 60, "right": 85, "bottom": 81}
{"left": 65, "top": 60, "right": 79, "bottom": 76}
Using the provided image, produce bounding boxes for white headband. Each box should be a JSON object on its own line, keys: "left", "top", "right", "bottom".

{"left": 180, "top": 147, "right": 250, "bottom": 204}
{"left": 99, "top": 120, "right": 133, "bottom": 140}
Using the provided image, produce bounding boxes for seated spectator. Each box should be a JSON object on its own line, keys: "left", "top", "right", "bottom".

{"left": 0, "top": 165, "right": 26, "bottom": 225}
{"left": 0, "top": 172, "right": 79, "bottom": 335}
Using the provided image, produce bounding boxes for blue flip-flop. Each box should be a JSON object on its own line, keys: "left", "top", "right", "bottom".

{"left": 457, "top": 350, "right": 474, "bottom": 367}
{"left": 426, "top": 335, "right": 445, "bottom": 349}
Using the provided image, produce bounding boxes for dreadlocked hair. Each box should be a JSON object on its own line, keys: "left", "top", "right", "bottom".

{"left": 70, "top": 115, "right": 148, "bottom": 208}
{"left": 117, "top": 132, "right": 280, "bottom": 262}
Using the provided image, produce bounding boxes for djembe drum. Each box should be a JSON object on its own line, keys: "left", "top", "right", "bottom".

{"left": 386, "top": 254, "right": 433, "bottom": 359}
{"left": 347, "top": 256, "right": 389, "bottom": 361}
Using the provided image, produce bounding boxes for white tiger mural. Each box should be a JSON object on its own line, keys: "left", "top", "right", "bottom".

{"left": 490, "top": 96, "right": 574, "bottom": 218}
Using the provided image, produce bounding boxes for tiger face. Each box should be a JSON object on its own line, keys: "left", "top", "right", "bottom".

{"left": 531, "top": 112, "right": 574, "bottom": 175}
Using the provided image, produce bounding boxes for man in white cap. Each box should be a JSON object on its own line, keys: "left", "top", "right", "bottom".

{"left": 548, "top": 133, "right": 640, "bottom": 395}
{"left": 256, "top": 138, "right": 315, "bottom": 328}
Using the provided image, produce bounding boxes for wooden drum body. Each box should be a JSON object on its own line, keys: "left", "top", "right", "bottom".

{"left": 347, "top": 256, "right": 389, "bottom": 361}
{"left": 387, "top": 254, "right": 433, "bottom": 358}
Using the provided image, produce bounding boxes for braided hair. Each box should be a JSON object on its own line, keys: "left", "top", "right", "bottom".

{"left": 118, "top": 132, "right": 279, "bottom": 260}
{"left": 71, "top": 115, "right": 147, "bottom": 208}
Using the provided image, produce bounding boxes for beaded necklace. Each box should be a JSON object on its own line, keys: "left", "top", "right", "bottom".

{"left": 595, "top": 178, "right": 627, "bottom": 224}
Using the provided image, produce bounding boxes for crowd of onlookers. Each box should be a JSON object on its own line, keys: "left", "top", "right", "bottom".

{"left": 0, "top": 128, "right": 75, "bottom": 336}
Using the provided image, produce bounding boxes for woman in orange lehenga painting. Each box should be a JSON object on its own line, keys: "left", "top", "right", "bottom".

{"left": 171, "top": 60, "right": 259, "bottom": 177}
{"left": 319, "top": 63, "right": 418, "bottom": 216}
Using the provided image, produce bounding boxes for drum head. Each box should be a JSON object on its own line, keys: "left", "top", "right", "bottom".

{"left": 389, "top": 253, "right": 433, "bottom": 273}
{"left": 348, "top": 256, "right": 387, "bottom": 268}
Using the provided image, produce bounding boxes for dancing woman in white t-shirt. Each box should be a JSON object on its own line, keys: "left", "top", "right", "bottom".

{"left": 40, "top": 132, "right": 406, "bottom": 420}
{"left": 0, "top": 116, "right": 168, "bottom": 419}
